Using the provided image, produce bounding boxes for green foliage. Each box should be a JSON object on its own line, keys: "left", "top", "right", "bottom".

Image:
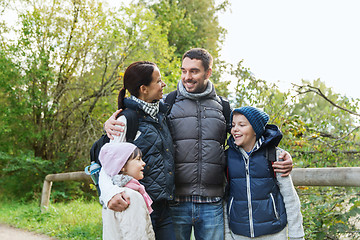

{"left": 299, "top": 187, "right": 360, "bottom": 239}
{"left": 0, "top": 198, "right": 102, "bottom": 239}
{"left": 143, "top": 0, "right": 229, "bottom": 59}
{"left": 176, "top": 0, "right": 228, "bottom": 60}
{"left": 0, "top": 150, "right": 92, "bottom": 201}
{"left": 145, "top": 0, "right": 198, "bottom": 58}
{"left": 0, "top": 0, "right": 179, "bottom": 165}
{"left": 0, "top": 151, "right": 51, "bottom": 200}
{"left": 291, "top": 79, "right": 356, "bottom": 135}
{"left": 0, "top": 0, "right": 177, "bottom": 200}
{"left": 0, "top": 51, "right": 21, "bottom": 153}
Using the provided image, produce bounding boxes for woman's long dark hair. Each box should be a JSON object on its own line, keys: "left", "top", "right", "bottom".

{"left": 118, "top": 61, "right": 157, "bottom": 110}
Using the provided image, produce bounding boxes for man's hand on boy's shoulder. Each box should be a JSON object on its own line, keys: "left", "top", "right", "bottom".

{"left": 273, "top": 150, "right": 293, "bottom": 177}
{"left": 108, "top": 192, "right": 130, "bottom": 212}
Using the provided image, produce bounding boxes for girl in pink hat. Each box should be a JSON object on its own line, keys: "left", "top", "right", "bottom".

{"left": 99, "top": 142, "right": 155, "bottom": 240}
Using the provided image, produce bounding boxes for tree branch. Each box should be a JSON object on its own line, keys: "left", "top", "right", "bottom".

{"left": 312, "top": 127, "right": 360, "bottom": 142}
{"left": 293, "top": 150, "right": 360, "bottom": 154}
{"left": 294, "top": 84, "right": 360, "bottom": 117}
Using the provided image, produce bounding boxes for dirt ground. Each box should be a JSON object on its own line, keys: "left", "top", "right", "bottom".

{"left": 0, "top": 223, "right": 56, "bottom": 240}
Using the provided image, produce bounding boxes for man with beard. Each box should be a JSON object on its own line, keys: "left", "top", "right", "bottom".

{"left": 103, "top": 48, "right": 293, "bottom": 240}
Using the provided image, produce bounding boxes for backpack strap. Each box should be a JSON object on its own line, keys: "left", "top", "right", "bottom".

{"left": 164, "top": 90, "right": 177, "bottom": 112}
{"left": 90, "top": 134, "right": 110, "bottom": 165}
{"left": 266, "top": 145, "right": 277, "bottom": 178}
{"left": 89, "top": 108, "right": 140, "bottom": 198}
{"left": 120, "top": 109, "right": 140, "bottom": 142}
{"left": 219, "top": 96, "right": 232, "bottom": 133}
{"left": 266, "top": 145, "right": 277, "bottom": 162}
{"left": 90, "top": 109, "right": 139, "bottom": 166}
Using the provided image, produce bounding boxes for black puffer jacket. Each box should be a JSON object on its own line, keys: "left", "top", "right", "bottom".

{"left": 124, "top": 98, "right": 175, "bottom": 202}
{"left": 167, "top": 88, "right": 227, "bottom": 197}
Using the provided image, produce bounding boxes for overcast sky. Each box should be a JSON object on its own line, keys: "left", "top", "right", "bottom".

{"left": 218, "top": 0, "right": 360, "bottom": 99}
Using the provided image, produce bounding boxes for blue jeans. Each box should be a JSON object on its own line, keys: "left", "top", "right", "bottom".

{"left": 150, "top": 199, "right": 176, "bottom": 240}
{"left": 170, "top": 201, "right": 224, "bottom": 240}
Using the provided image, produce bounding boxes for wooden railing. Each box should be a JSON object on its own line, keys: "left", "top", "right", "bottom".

{"left": 40, "top": 167, "right": 360, "bottom": 211}
{"left": 41, "top": 171, "right": 91, "bottom": 212}
{"left": 291, "top": 167, "right": 360, "bottom": 187}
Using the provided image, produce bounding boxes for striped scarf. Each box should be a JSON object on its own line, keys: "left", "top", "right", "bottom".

{"left": 130, "top": 95, "right": 160, "bottom": 121}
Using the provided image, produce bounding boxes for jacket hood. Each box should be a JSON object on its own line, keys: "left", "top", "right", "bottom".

{"left": 262, "top": 124, "right": 283, "bottom": 146}
{"left": 228, "top": 124, "right": 283, "bottom": 150}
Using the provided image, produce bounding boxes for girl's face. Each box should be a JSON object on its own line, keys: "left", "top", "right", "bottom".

{"left": 231, "top": 113, "right": 257, "bottom": 152}
{"left": 140, "top": 67, "right": 166, "bottom": 103}
{"left": 122, "top": 155, "right": 146, "bottom": 180}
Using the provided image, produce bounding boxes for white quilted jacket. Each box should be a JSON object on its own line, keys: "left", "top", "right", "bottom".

{"left": 102, "top": 188, "right": 155, "bottom": 240}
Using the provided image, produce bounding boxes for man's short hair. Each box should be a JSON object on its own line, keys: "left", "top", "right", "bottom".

{"left": 182, "top": 48, "right": 213, "bottom": 71}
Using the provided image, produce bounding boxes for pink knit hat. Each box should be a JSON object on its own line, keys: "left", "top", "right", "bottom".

{"left": 99, "top": 142, "right": 137, "bottom": 177}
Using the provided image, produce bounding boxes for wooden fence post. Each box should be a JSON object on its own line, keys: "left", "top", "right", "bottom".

{"left": 40, "top": 172, "right": 91, "bottom": 212}
{"left": 40, "top": 179, "right": 53, "bottom": 212}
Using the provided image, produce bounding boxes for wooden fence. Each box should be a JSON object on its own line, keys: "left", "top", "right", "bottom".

{"left": 41, "top": 171, "right": 92, "bottom": 212}
{"left": 40, "top": 167, "right": 360, "bottom": 211}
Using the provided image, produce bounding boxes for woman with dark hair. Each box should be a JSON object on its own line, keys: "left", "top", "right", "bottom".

{"left": 99, "top": 61, "right": 176, "bottom": 239}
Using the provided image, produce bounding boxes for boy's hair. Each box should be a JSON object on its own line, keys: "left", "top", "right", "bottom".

{"left": 182, "top": 48, "right": 213, "bottom": 71}
{"left": 231, "top": 106, "right": 269, "bottom": 140}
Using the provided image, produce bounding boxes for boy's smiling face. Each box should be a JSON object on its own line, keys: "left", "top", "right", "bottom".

{"left": 231, "top": 113, "right": 257, "bottom": 152}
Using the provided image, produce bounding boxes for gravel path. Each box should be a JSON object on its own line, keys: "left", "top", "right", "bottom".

{"left": 0, "top": 224, "right": 56, "bottom": 240}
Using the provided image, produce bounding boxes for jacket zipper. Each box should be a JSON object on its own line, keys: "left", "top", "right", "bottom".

{"left": 197, "top": 100, "right": 202, "bottom": 194}
{"left": 244, "top": 157, "right": 255, "bottom": 237}
{"left": 228, "top": 196, "right": 234, "bottom": 220}
{"left": 270, "top": 193, "right": 280, "bottom": 219}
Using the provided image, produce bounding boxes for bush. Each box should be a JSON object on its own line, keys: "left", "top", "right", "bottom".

{"left": 0, "top": 151, "right": 95, "bottom": 201}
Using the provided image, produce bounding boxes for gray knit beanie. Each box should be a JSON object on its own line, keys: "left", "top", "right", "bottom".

{"left": 231, "top": 106, "right": 269, "bottom": 140}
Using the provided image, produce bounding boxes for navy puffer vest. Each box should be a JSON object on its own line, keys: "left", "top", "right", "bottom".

{"left": 227, "top": 125, "right": 287, "bottom": 237}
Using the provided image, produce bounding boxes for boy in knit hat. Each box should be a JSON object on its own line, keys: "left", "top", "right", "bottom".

{"left": 225, "top": 106, "right": 304, "bottom": 240}
{"left": 99, "top": 142, "right": 155, "bottom": 240}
